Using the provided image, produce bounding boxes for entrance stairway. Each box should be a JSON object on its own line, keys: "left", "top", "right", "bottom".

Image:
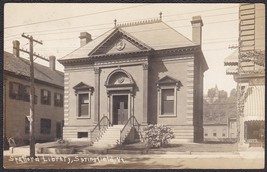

{"left": 92, "top": 125, "right": 125, "bottom": 148}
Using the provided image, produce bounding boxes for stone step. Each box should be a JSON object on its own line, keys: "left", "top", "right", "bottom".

{"left": 91, "top": 125, "right": 131, "bottom": 148}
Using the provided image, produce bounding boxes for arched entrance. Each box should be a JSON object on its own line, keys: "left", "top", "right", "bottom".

{"left": 105, "top": 69, "right": 135, "bottom": 125}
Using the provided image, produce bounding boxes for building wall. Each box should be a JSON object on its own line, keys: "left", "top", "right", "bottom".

{"left": 204, "top": 125, "right": 228, "bottom": 139}
{"left": 228, "top": 119, "right": 238, "bottom": 138}
{"left": 238, "top": 3, "right": 265, "bottom": 146}
{"left": 193, "top": 53, "right": 204, "bottom": 142}
{"left": 98, "top": 64, "right": 145, "bottom": 123}
{"left": 4, "top": 74, "right": 64, "bottom": 143}
{"left": 149, "top": 54, "right": 194, "bottom": 126}
{"left": 67, "top": 66, "right": 95, "bottom": 126}
{"left": 63, "top": 57, "right": 148, "bottom": 140}
{"left": 63, "top": 52, "right": 205, "bottom": 143}
{"left": 254, "top": 4, "right": 265, "bottom": 51}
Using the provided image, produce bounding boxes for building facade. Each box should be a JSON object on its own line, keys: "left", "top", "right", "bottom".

{"left": 203, "top": 118, "right": 237, "bottom": 142}
{"left": 224, "top": 3, "right": 265, "bottom": 147}
{"left": 3, "top": 42, "right": 64, "bottom": 147}
{"left": 59, "top": 16, "right": 208, "bottom": 143}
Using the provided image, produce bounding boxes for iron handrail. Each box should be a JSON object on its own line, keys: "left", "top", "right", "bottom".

{"left": 120, "top": 115, "right": 140, "bottom": 144}
{"left": 90, "top": 116, "right": 112, "bottom": 143}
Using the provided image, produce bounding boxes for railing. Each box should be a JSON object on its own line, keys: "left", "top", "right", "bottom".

{"left": 90, "top": 116, "right": 112, "bottom": 143}
{"left": 120, "top": 116, "right": 140, "bottom": 144}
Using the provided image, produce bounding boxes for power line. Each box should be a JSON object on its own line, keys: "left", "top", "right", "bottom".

{"left": 9, "top": 35, "right": 266, "bottom": 52}
{"left": 5, "top": 34, "right": 264, "bottom": 52}
{"left": 18, "top": 10, "right": 239, "bottom": 36}
{"left": 4, "top": 4, "right": 150, "bottom": 29}
{"left": 4, "top": 6, "right": 240, "bottom": 39}
{"left": 163, "top": 5, "right": 238, "bottom": 18}
{"left": 4, "top": 16, "right": 241, "bottom": 42}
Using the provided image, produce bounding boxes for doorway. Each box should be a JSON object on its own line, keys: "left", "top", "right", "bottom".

{"left": 112, "top": 95, "right": 128, "bottom": 125}
{"left": 56, "top": 122, "right": 62, "bottom": 139}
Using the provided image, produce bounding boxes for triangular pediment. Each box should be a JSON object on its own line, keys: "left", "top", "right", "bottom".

{"left": 73, "top": 82, "right": 93, "bottom": 91}
{"left": 156, "top": 75, "right": 182, "bottom": 85}
{"left": 90, "top": 29, "right": 152, "bottom": 56}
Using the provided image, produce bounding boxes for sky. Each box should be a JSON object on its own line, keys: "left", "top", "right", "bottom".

{"left": 4, "top": 3, "right": 240, "bottom": 94}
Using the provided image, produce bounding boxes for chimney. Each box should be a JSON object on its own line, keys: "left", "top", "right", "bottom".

{"left": 13, "top": 40, "right": 20, "bottom": 57}
{"left": 79, "top": 32, "right": 92, "bottom": 47}
{"left": 191, "top": 16, "right": 203, "bottom": 47}
{"left": 49, "top": 56, "right": 56, "bottom": 71}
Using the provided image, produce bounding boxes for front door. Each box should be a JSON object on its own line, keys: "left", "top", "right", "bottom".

{"left": 56, "top": 122, "right": 62, "bottom": 139}
{"left": 113, "top": 95, "right": 128, "bottom": 125}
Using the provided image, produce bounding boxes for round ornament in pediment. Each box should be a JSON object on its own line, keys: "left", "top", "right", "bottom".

{"left": 116, "top": 40, "right": 126, "bottom": 51}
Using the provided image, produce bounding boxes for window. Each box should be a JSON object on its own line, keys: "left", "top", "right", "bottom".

{"left": 25, "top": 117, "right": 30, "bottom": 134}
{"left": 78, "top": 132, "right": 88, "bottom": 138}
{"left": 205, "top": 133, "right": 208, "bottom": 136}
{"left": 79, "top": 94, "right": 89, "bottom": 117}
{"left": 9, "top": 82, "right": 21, "bottom": 100}
{"left": 41, "top": 89, "right": 51, "bottom": 105}
{"left": 213, "top": 133, "right": 217, "bottom": 137}
{"left": 34, "top": 95, "right": 38, "bottom": 104}
{"left": 73, "top": 82, "right": 94, "bottom": 118}
{"left": 9, "top": 82, "right": 34, "bottom": 102}
{"left": 156, "top": 76, "right": 182, "bottom": 117}
{"left": 23, "top": 86, "right": 30, "bottom": 102}
{"left": 40, "top": 118, "right": 51, "bottom": 134}
{"left": 162, "top": 89, "right": 174, "bottom": 114}
{"left": 54, "top": 93, "right": 63, "bottom": 107}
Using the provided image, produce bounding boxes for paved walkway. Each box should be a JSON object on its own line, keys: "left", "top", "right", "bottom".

{"left": 4, "top": 147, "right": 264, "bottom": 159}
{"left": 3, "top": 151, "right": 264, "bottom": 169}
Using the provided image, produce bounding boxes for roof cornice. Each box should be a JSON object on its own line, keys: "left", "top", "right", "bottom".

{"left": 59, "top": 50, "right": 151, "bottom": 65}
{"left": 4, "top": 70, "right": 64, "bottom": 89}
{"left": 154, "top": 45, "right": 200, "bottom": 56}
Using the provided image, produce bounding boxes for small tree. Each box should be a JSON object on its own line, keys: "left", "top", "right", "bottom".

{"left": 143, "top": 124, "right": 174, "bottom": 148}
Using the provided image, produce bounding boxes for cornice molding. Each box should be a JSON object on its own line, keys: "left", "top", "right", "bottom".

{"left": 4, "top": 70, "right": 64, "bottom": 89}
{"left": 59, "top": 46, "right": 200, "bottom": 66}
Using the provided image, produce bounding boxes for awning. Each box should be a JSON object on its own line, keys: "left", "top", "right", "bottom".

{"left": 243, "top": 85, "right": 265, "bottom": 121}
{"left": 224, "top": 49, "right": 238, "bottom": 66}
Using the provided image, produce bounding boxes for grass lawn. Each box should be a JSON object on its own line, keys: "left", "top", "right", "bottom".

{"left": 111, "top": 141, "right": 238, "bottom": 152}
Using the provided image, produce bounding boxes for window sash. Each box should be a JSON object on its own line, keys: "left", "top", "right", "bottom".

{"left": 41, "top": 89, "right": 51, "bottom": 105}
{"left": 9, "top": 82, "right": 32, "bottom": 101}
{"left": 79, "top": 94, "right": 89, "bottom": 116}
{"left": 24, "top": 86, "right": 30, "bottom": 102}
{"left": 40, "top": 118, "right": 51, "bottom": 134}
{"left": 9, "top": 82, "right": 20, "bottom": 99}
{"left": 54, "top": 93, "right": 63, "bottom": 107}
{"left": 161, "top": 89, "right": 175, "bottom": 115}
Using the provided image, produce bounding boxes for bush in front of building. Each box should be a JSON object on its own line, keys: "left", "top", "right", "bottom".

{"left": 143, "top": 124, "right": 174, "bottom": 148}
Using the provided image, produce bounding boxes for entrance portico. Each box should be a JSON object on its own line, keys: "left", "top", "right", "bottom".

{"left": 105, "top": 68, "right": 135, "bottom": 125}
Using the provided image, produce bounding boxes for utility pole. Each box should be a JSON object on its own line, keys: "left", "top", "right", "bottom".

{"left": 20, "top": 33, "right": 48, "bottom": 157}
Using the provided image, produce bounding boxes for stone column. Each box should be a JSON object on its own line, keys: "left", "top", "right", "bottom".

{"left": 94, "top": 67, "right": 100, "bottom": 123}
{"left": 142, "top": 63, "right": 148, "bottom": 125}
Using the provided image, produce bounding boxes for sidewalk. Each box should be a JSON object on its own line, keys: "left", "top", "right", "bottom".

{"left": 4, "top": 147, "right": 264, "bottom": 159}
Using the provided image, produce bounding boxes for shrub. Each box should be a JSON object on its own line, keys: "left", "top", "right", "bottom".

{"left": 143, "top": 124, "right": 174, "bottom": 148}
